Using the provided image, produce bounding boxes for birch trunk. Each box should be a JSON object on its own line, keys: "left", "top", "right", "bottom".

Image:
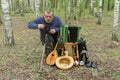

{"left": 68, "top": 0, "right": 72, "bottom": 24}
{"left": 0, "top": 4, "right": 2, "bottom": 24}
{"left": 112, "top": 0, "right": 119, "bottom": 41}
{"left": 85, "top": 0, "right": 89, "bottom": 9}
{"left": 43, "top": 0, "right": 45, "bottom": 11}
{"left": 1, "top": 0, "right": 14, "bottom": 46}
{"left": 12, "top": 0, "right": 15, "bottom": 11}
{"left": 64, "top": 0, "right": 67, "bottom": 24}
{"left": 8, "top": 0, "right": 12, "bottom": 11}
{"left": 107, "top": 0, "right": 110, "bottom": 11}
{"left": 0, "top": 16, "right": 2, "bottom": 24}
{"left": 102, "top": 0, "right": 104, "bottom": 10}
{"left": 55, "top": 0, "right": 57, "bottom": 8}
{"left": 90, "top": 0, "right": 94, "bottom": 14}
{"left": 97, "top": 0, "right": 103, "bottom": 24}
{"left": 35, "top": 0, "right": 40, "bottom": 17}
{"left": 78, "top": 0, "right": 82, "bottom": 20}
{"left": 30, "top": 0, "right": 34, "bottom": 12}
{"left": 93, "top": 0, "right": 98, "bottom": 17}
{"left": 19, "top": 0, "right": 24, "bottom": 16}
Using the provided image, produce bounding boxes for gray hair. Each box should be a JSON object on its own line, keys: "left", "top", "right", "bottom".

{"left": 44, "top": 10, "right": 54, "bottom": 15}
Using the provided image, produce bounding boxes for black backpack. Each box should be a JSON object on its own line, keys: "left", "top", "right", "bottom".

{"left": 78, "top": 38, "right": 88, "bottom": 64}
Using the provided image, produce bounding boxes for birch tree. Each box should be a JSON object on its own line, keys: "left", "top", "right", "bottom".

{"left": 8, "top": 0, "right": 12, "bottom": 11}
{"left": 11, "top": 0, "right": 15, "bottom": 11}
{"left": 30, "top": 0, "right": 34, "bottom": 12}
{"left": 112, "top": 0, "right": 119, "bottom": 41}
{"left": 64, "top": 0, "right": 67, "bottom": 24}
{"left": 90, "top": 0, "right": 98, "bottom": 16}
{"left": 85, "top": 0, "right": 89, "bottom": 9}
{"left": 35, "top": 0, "right": 40, "bottom": 17}
{"left": 78, "top": 0, "right": 82, "bottom": 20}
{"left": 19, "top": 0, "right": 24, "bottom": 16}
{"left": 0, "top": 16, "right": 2, "bottom": 24}
{"left": 107, "top": 0, "right": 110, "bottom": 11}
{"left": 102, "top": 0, "right": 104, "bottom": 10}
{"left": 68, "top": 0, "right": 72, "bottom": 24}
{"left": 93, "top": 0, "right": 98, "bottom": 17}
{"left": 42, "top": 0, "right": 46, "bottom": 11}
{"left": 0, "top": 1, "right": 2, "bottom": 24}
{"left": 1, "top": 0, "right": 14, "bottom": 46}
{"left": 97, "top": 0, "right": 103, "bottom": 24}
{"left": 90, "top": 0, "right": 94, "bottom": 13}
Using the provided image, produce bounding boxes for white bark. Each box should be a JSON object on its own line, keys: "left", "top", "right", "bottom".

{"left": 78, "top": 0, "right": 82, "bottom": 5}
{"left": 64, "top": 0, "right": 67, "bottom": 24}
{"left": 12, "top": 0, "right": 15, "bottom": 11}
{"left": 1, "top": 0, "right": 14, "bottom": 46}
{"left": 112, "top": 0, "right": 119, "bottom": 41}
{"left": 98, "top": 0, "right": 103, "bottom": 24}
{"left": 68, "top": 0, "right": 72, "bottom": 24}
{"left": 78, "top": 0, "right": 82, "bottom": 20}
{"left": 93, "top": 0, "right": 98, "bottom": 17}
{"left": 35, "top": 0, "right": 40, "bottom": 17}
{"left": 0, "top": 16, "right": 2, "bottom": 24}
{"left": 30, "top": 0, "right": 34, "bottom": 12}
{"left": 19, "top": 0, "right": 24, "bottom": 16}
{"left": 90, "top": 0, "right": 93, "bottom": 12}
{"left": 8, "top": 0, "right": 12, "bottom": 11}
{"left": 68, "top": 0, "right": 71, "bottom": 17}
{"left": 43, "top": 0, "right": 45, "bottom": 11}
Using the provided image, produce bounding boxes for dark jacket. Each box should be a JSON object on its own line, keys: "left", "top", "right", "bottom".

{"left": 28, "top": 15, "right": 64, "bottom": 35}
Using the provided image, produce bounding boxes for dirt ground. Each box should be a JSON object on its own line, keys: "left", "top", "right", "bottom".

{"left": 0, "top": 13, "right": 120, "bottom": 80}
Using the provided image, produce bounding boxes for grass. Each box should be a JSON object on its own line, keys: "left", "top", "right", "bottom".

{"left": 0, "top": 11, "right": 120, "bottom": 80}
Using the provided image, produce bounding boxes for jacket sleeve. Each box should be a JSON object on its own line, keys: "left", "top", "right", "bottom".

{"left": 55, "top": 17, "right": 64, "bottom": 32}
{"left": 28, "top": 17, "right": 42, "bottom": 29}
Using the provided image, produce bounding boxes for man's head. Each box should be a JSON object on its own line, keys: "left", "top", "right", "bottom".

{"left": 44, "top": 10, "right": 54, "bottom": 23}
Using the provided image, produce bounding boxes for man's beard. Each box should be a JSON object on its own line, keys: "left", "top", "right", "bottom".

{"left": 46, "top": 20, "right": 52, "bottom": 23}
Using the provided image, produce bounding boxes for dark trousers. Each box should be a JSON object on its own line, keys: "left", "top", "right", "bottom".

{"left": 40, "top": 32, "right": 60, "bottom": 56}
{"left": 40, "top": 33, "right": 58, "bottom": 45}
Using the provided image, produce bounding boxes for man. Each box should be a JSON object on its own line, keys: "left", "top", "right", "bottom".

{"left": 28, "top": 10, "right": 64, "bottom": 56}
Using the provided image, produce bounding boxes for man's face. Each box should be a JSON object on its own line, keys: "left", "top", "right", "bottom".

{"left": 44, "top": 12, "right": 54, "bottom": 23}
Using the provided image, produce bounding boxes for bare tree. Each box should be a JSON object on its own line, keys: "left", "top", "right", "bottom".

{"left": 1, "top": 0, "right": 14, "bottom": 46}
{"left": 97, "top": 0, "right": 103, "bottom": 24}
{"left": 112, "top": 0, "right": 119, "bottom": 41}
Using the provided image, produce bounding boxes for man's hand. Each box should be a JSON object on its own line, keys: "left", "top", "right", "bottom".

{"left": 38, "top": 24, "right": 45, "bottom": 29}
{"left": 49, "top": 29, "right": 56, "bottom": 34}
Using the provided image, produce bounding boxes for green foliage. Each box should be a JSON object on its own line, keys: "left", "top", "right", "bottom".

{"left": 24, "top": 7, "right": 34, "bottom": 13}
{"left": 104, "top": 0, "right": 115, "bottom": 10}
{"left": 96, "top": 0, "right": 100, "bottom": 9}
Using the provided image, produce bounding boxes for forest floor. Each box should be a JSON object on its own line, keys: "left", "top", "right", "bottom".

{"left": 0, "top": 12, "right": 120, "bottom": 80}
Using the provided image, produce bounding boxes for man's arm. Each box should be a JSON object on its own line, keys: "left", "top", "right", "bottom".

{"left": 54, "top": 17, "right": 64, "bottom": 32}
{"left": 28, "top": 17, "right": 43, "bottom": 29}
